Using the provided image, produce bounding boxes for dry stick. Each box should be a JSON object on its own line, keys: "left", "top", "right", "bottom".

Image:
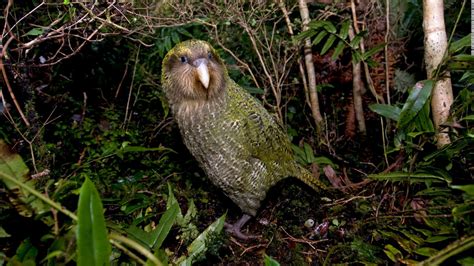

{"left": 278, "top": 0, "right": 311, "bottom": 107}
{"left": 0, "top": 36, "right": 30, "bottom": 127}
{"left": 298, "top": 0, "right": 323, "bottom": 126}
{"left": 349, "top": 0, "right": 384, "bottom": 104}
{"left": 123, "top": 45, "right": 140, "bottom": 128}
{"left": 242, "top": 24, "right": 283, "bottom": 122}
{"left": 384, "top": 0, "right": 391, "bottom": 105}
{"left": 349, "top": 26, "right": 367, "bottom": 134}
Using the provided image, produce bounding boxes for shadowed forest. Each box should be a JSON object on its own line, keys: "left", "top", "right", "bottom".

{"left": 0, "top": 0, "right": 473, "bottom": 265}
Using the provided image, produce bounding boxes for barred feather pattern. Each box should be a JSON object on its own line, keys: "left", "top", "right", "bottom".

{"left": 162, "top": 40, "right": 325, "bottom": 216}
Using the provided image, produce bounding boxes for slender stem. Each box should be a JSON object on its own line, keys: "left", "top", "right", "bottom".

{"left": 109, "top": 232, "right": 163, "bottom": 266}
{"left": 0, "top": 171, "right": 78, "bottom": 221}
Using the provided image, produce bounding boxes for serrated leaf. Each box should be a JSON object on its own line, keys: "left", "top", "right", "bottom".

{"left": 398, "top": 80, "right": 433, "bottom": 129}
{"left": 77, "top": 177, "right": 111, "bottom": 266}
{"left": 369, "top": 104, "right": 401, "bottom": 121}
{"left": 321, "top": 34, "right": 336, "bottom": 55}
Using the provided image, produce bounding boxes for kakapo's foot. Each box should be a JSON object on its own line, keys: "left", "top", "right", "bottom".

{"left": 224, "top": 214, "right": 258, "bottom": 240}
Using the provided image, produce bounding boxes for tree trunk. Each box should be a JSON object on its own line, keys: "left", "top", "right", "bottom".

{"left": 422, "top": 0, "right": 454, "bottom": 147}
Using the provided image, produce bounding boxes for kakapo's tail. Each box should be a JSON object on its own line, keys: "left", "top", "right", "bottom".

{"left": 294, "top": 164, "right": 327, "bottom": 191}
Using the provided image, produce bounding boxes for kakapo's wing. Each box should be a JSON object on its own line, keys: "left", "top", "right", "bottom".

{"left": 227, "top": 81, "right": 294, "bottom": 164}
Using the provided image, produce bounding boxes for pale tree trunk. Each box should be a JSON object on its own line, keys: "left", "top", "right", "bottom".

{"left": 298, "top": 0, "right": 323, "bottom": 126}
{"left": 422, "top": 0, "right": 454, "bottom": 147}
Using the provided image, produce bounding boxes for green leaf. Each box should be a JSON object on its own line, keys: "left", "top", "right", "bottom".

{"left": 264, "top": 254, "right": 280, "bottom": 266}
{"left": 425, "top": 235, "right": 453, "bottom": 243}
{"left": 461, "top": 114, "right": 474, "bottom": 121}
{"left": 312, "top": 31, "right": 328, "bottom": 46}
{"left": 151, "top": 202, "right": 179, "bottom": 249}
{"left": 415, "top": 247, "right": 438, "bottom": 257}
{"left": 350, "top": 34, "right": 363, "bottom": 48}
{"left": 77, "top": 177, "right": 111, "bottom": 266}
{"left": 331, "top": 40, "right": 345, "bottom": 60}
{"left": 322, "top": 21, "right": 337, "bottom": 33}
{"left": 449, "top": 34, "right": 471, "bottom": 54}
{"left": 294, "top": 29, "right": 315, "bottom": 42}
{"left": 24, "top": 28, "right": 44, "bottom": 36}
{"left": 451, "top": 184, "right": 474, "bottom": 196}
{"left": 303, "top": 143, "right": 315, "bottom": 163}
{"left": 339, "top": 20, "right": 350, "bottom": 40}
{"left": 363, "top": 43, "right": 385, "bottom": 60}
{"left": 0, "top": 140, "right": 50, "bottom": 222}
{"left": 367, "top": 172, "right": 448, "bottom": 183}
{"left": 369, "top": 104, "right": 401, "bottom": 121}
{"left": 177, "top": 214, "right": 226, "bottom": 266}
{"left": 321, "top": 34, "right": 337, "bottom": 55}
{"left": 398, "top": 80, "right": 433, "bottom": 129}
{"left": 383, "top": 244, "right": 402, "bottom": 262}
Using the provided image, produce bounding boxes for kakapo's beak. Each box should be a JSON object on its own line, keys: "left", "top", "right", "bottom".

{"left": 194, "top": 58, "right": 210, "bottom": 89}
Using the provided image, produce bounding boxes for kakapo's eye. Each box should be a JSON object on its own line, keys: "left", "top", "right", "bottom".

{"left": 207, "top": 52, "right": 212, "bottom": 59}
{"left": 180, "top": 56, "right": 188, "bottom": 63}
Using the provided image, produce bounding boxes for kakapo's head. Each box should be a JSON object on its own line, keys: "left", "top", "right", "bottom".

{"left": 161, "top": 40, "right": 227, "bottom": 106}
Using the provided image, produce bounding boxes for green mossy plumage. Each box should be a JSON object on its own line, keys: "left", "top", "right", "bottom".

{"left": 161, "top": 40, "right": 324, "bottom": 216}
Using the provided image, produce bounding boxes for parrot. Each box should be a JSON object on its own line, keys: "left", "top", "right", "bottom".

{"left": 161, "top": 39, "right": 325, "bottom": 240}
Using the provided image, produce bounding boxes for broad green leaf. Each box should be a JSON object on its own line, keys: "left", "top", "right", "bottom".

{"left": 339, "top": 20, "right": 350, "bottom": 40}
{"left": 0, "top": 140, "right": 50, "bottom": 222}
{"left": 399, "top": 229, "right": 424, "bottom": 245}
{"left": 451, "top": 184, "right": 474, "bottom": 196}
{"left": 264, "top": 254, "right": 280, "bottom": 266}
{"left": 24, "top": 28, "right": 44, "bottom": 36}
{"left": 448, "top": 55, "right": 474, "bottom": 70}
{"left": 322, "top": 21, "right": 337, "bottom": 33}
{"left": 398, "top": 80, "right": 433, "bottom": 129}
{"left": 303, "top": 143, "right": 315, "bottom": 163}
{"left": 378, "top": 230, "right": 416, "bottom": 253}
{"left": 383, "top": 244, "right": 402, "bottom": 262}
{"left": 457, "top": 257, "right": 474, "bottom": 266}
{"left": 415, "top": 247, "right": 438, "bottom": 257}
{"left": 294, "top": 29, "right": 315, "bottom": 42}
{"left": 413, "top": 99, "right": 434, "bottom": 132}
{"left": 331, "top": 40, "right": 345, "bottom": 60}
{"left": 321, "top": 34, "right": 336, "bottom": 55}
{"left": 369, "top": 104, "right": 401, "bottom": 121}
{"left": 363, "top": 43, "right": 385, "bottom": 60}
{"left": 312, "top": 31, "right": 328, "bottom": 46}
{"left": 308, "top": 20, "right": 327, "bottom": 30}
{"left": 151, "top": 202, "right": 179, "bottom": 249}
{"left": 177, "top": 214, "right": 226, "bottom": 266}
{"left": 350, "top": 34, "right": 363, "bottom": 48}
{"left": 415, "top": 187, "right": 452, "bottom": 196}
{"left": 77, "top": 177, "right": 111, "bottom": 266}
{"left": 449, "top": 34, "right": 471, "bottom": 54}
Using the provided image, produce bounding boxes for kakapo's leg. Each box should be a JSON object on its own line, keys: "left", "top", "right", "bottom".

{"left": 224, "top": 214, "right": 257, "bottom": 240}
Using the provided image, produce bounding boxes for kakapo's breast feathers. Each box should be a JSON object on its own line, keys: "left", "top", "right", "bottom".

{"left": 161, "top": 40, "right": 324, "bottom": 216}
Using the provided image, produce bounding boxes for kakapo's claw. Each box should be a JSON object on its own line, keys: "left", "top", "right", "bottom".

{"left": 224, "top": 214, "right": 258, "bottom": 241}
